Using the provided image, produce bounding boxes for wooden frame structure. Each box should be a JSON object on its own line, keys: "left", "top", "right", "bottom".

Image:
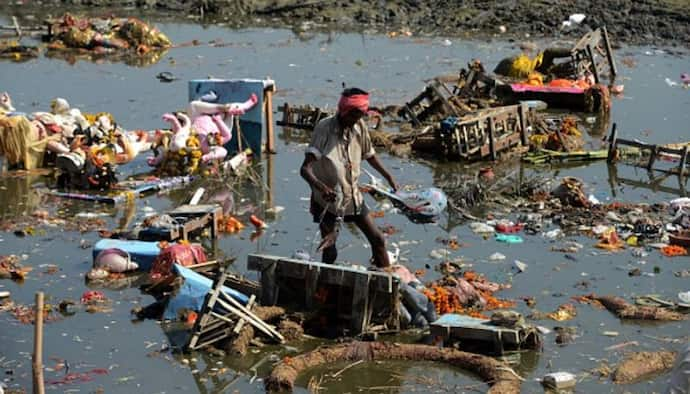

{"left": 277, "top": 103, "right": 332, "bottom": 130}
{"left": 186, "top": 265, "right": 283, "bottom": 351}
{"left": 436, "top": 103, "right": 530, "bottom": 161}
{"left": 137, "top": 204, "right": 222, "bottom": 242}
{"left": 399, "top": 78, "right": 463, "bottom": 126}
{"left": 570, "top": 26, "right": 617, "bottom": 84}
{"left": 247, "top": 254, "right": 400, "bottom": 336}
{"left": 607, "top": 124, "right": 689, "bottom": 177}
{"left": 430, "top": 314, "right": 539, "bottom": 355}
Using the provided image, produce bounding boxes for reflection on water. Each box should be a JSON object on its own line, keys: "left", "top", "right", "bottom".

{"left": 0, "top": 172, "right": 47, "bottom": 218}
{"left": 44, "top": 47, "right": 169, "bottom": 68}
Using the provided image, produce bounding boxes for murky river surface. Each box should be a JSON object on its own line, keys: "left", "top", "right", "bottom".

{"left": 1, "top": 16, "right": 689, "bottom": 393}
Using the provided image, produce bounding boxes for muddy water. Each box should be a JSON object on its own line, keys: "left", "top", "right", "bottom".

{"left": 1, "top": 17, "right": 689, "bottom": 393}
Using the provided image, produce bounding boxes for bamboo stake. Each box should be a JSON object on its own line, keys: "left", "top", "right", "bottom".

{"left": 12, "top": 17, "right": 21, "bottom": 37}
{"left": 32, "top": 292, "right": 45, "bottom": 394}
{"left": 264, "top": 85, "right": 276, "bottom": 154}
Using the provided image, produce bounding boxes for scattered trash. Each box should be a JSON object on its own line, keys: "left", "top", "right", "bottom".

{"left": 603, "top": 331, "right": 619, "bottom": 337}
{"left": 679, "top": 292, "right": 690, "bottom": 304}
{"left": 495, "top": 234, "right": 523, "bottom": 244}
{"left": 249, "top": 214, "right": 268, "bottom": 230}
{"left": 489, "top": 252, "right": 506, "bottom": 261}
{"left": 541, "top": 371, "right": 577, "bottom": 390}
{"left": 156, "top": 71, "right": 177, "bottom": 82}
{"left": 513, "top": 260, "right": 528, "bottom": 273}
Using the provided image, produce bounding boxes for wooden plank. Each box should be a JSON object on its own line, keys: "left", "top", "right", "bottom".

{"left": 304, "top": 265, "right": 321, "bottom": 309}
{"left": 586, "top": 45, "right": 600, "bottom": 84}
{"left": 679, "top": 146, "right": 689, "bottom": 178}
{"left": 215, "top": 292, "right": 285, "bottom": 342}
{"left": 518, "top": 103, "right": 528, "bottom": 147}
{"left": 187, "top": 269, "right": 230, "bottom": 350}
{"left": 606, "top": 123, "right": 618, "bottom": 163}
{"left": 259, "top": 260, "right": 277, "bottom": 306}
{"left": 265, "top": 88, "right": 276, "bottom": 154}
{"left": 232, "top": 294, "right": 256, "bottom": 334}
{"left": 647, "top": 145, "right": 659, "bottom": 171}
{"left": 351, "top": 273, "right": 371, "bottom": 334}
{"left": 602, "top": 26, "right": 617, "bottom": 78}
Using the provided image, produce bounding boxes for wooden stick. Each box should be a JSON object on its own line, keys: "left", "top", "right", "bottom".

{"left": 215, "top": 292, "right": 284, "bottom": 342}
{"left": 189, "top": 187, "right": 205, "bottom": 205}
{"left": 12, "top": 17, "right": 21, "bottom": 37}
{"left": 331, "top": 359, "right": 364, "bottom": 378}
{"left": 33, "top": 292, "right": 45, "bottom": 394}
{"left": 217, "top": 290, "right": 283, "bottom": 341}
{"left": 264, "top": 87, "right": 276, "bottom": 154}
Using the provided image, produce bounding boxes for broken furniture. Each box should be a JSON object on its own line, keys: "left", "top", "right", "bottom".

{"left": 138, "top": 204, "right": 222, "bottom": 242}
{"left": 607, "top": 125, "right": 690, "bottom": 177}
{"left": 186, "top": 263, "right": 283, "bottom": 350}
{"left": 568, "top": 26, "right": 617, "bottom": 85}
{"left": 606, "top": 125, "right": 689, "bottom": 197}
{"left": 277, "top": 103, "right": 332, "bottom": 130}
{"left": 247, "top": 254, "right": 401, "bottom": 336}
{"left": 430, "top": 313, "right": 540, "bottom": 355}
{"left": 494, "top": 27, "right": 617, "bottom": 112}
{"left": 399, "top": 78, "right": 465, "bottom": 126}
{"left": 414, "top": 103, "right": 530, "bottom": 161}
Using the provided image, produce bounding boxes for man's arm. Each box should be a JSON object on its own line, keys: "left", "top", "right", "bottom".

{"left": 366, "top": 154, "right": 399, "bottom": 192}
{"left": 300, "top": 153, "right": 336, "bottom": 202}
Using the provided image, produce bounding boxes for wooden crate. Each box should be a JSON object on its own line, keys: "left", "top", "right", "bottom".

{"left": 431, "top": 314, "right": 527, "bottom": 355}
{"left": 277, "top": 103, "right": 332, "bottom": 130}
{"left": 570, "top": 26, "right": 617, "bottom": 84}
{"left": 138, "top": 204, "right": 222, "bottom": 242}
{"left": 247, "top": 254, "right": 400, "bottom": 335}
{"left": 437, "top": 103, "right": 530, "bottom": 161}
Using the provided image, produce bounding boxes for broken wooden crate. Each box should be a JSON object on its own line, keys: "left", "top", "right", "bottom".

{"left": 414, "top": 103, "right": 530, "bottom": 161}
{"left": 570, "top": 26, "right": 617, "bottom": 84}
{"left": 399, "top": 78, "right": 464, "bottom": 126}
{"left": 607, "top": 124, "right": 690, "bottom": 177}
{"left": 186, "top": 264, "right": 283, "bottom": 351}
{"left": 247, "top": 254, "right": 401, "bottom": 336}
{"left": 430, "top": 314, "right": 540, "bottom": 355}
{"left": 138, "top": 204, "right": 223, "bottom": 242}
{"left": 277, "top": 103, "right": 332, "bottom": 130}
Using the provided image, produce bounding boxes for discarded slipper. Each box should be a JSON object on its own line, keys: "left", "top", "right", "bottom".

{"left": 156, "top": 71, "right": 177, "bottom": 82}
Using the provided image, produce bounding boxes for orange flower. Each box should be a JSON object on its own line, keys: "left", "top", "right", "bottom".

{"left": 661, "top": 245, "right": 687, "bottom": 257}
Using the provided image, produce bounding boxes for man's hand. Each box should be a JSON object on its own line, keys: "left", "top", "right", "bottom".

{"left": 320, "top": 184, "right": 337, "bottom": 202}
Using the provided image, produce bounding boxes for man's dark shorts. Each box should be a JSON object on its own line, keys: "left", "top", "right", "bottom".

{"left": 311, "top": 199, "right": 369, "bottom": 225}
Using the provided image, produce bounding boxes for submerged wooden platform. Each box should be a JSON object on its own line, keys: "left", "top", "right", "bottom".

{"left": 430, "top": 314, "right": 534, "bottom": 355}
{"left": 247, "top": 254, "right": 400, "bottom": 335}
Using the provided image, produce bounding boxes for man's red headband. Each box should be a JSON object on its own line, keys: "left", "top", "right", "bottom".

{"left": 338, "top": 94, "right": 369, "bottom": 116}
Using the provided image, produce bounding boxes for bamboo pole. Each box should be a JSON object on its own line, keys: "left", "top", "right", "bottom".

{"left": 264, "top": 86, "right": 276, "bottom": 154}
{"left": 32, "top": 292, "right": 45, "bottom": 394}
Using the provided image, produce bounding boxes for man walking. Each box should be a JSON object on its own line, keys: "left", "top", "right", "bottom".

{"left": 300, "top": 88, "right": 398, "bottom": 268}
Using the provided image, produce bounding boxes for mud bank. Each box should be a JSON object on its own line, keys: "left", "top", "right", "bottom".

{"left": 2, "top": 0, "right": 689, "bottom": 47}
